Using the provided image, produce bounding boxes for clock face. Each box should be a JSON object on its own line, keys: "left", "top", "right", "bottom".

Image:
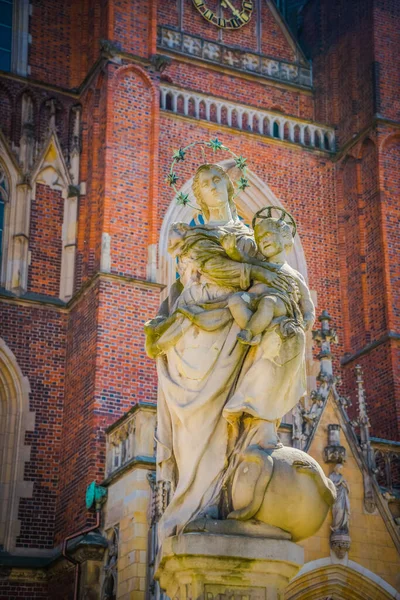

{"left": 192, "top": 0, "right": 254, "bottom": 29}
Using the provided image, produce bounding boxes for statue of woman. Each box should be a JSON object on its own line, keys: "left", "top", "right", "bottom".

{"left": 145, "top": 164, "right": 315, "bottom": 544}
{"left": 329, "top": 464, "right": 350, "bottom": 533}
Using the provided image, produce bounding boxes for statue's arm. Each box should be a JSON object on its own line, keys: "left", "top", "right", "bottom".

{"left": 221, "top": 233, "right": 283, "bottom": 272}
{"left": 294, "top": 273, "right": 315, "bottom": 331}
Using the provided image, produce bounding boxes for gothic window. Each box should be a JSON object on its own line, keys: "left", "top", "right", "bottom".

{"left": 0, "top": 0, "right": 13, "bottom": 71}
{"left": 0, "top": 163, "right": 9, "bottom": 281}
{"left": 0, "top": 0, "right": 29, "bottom": 76}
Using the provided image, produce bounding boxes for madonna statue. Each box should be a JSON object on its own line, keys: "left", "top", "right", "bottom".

{"left": 145, "top": 162, "right": 335, "bottom": 545}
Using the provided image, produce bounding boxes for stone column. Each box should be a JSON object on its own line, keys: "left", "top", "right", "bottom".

{"left": 155, "top": 534, "right": 304, "bottom": 600}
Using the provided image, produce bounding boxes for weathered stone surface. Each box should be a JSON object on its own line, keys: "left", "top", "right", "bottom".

{"left": 155, "top": 534, "right": 304, "bottom": 600}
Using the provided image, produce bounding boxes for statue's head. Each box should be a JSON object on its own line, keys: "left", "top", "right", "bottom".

{"left": 254, "top": 217, "right": 294, "bottom": 259}
{"left": 192, "top": 164, "right": 237, "bottom": 221}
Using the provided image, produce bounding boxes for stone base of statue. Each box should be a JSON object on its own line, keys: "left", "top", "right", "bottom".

{"left": 155, "top": 533, "right": 304, "bottom": 600}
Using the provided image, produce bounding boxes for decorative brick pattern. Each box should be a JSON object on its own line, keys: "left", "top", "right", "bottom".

{"left": 158, "top": 26, "right": 312, "bottom": 88}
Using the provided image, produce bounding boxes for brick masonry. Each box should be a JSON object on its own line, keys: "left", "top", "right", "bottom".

{"left": 0, "top": 0, "right": 399, "bottom": 597}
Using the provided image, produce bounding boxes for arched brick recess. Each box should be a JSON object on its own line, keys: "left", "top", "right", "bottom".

{"left": 0, "top": 338, "right": 34, "bottom": 552}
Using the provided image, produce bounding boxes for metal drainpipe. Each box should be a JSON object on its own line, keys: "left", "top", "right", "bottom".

{"left": 62, "top": 509, "right": 101, "bottom": 600}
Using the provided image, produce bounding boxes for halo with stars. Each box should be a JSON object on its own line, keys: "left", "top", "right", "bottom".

{"left": 166, "top": 138, "right": 251, "bottom": 210}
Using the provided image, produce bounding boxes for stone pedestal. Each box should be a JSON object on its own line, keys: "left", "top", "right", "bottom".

{"left": 155, "top": 533, "right": 304, "bottom": 600}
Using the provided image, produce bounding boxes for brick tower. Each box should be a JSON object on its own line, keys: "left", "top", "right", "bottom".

{"left": 0, "top": 1, "right": 399, "bottom": 598}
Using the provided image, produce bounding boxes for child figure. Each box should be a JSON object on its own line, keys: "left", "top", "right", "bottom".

{"left": 222, "top": 210, "right": 315, "bottom": 345}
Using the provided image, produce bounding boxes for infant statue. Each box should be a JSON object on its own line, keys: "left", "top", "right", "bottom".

{"left": 224, "top": 212, "right": 314, "bottom": 346}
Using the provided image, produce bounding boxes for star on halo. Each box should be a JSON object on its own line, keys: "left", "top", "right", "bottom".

{"left": 176, "top": 192, "right": 190, "bottom": 206}
{"left": 172, "top": 148, "right": 186, "bottom": 162}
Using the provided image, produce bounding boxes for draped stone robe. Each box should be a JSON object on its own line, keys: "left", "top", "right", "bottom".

{"left": 155, "top": 219, "right": 306, "bottom": 543}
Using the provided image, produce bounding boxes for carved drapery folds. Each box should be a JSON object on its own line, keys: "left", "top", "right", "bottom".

{"left": 329, "top": 464, "right": 351, "bottom": 559}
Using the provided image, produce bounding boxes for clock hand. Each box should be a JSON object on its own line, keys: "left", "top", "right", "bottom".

{"left": 221, "top": 0, "right": 241, "bottom": 18}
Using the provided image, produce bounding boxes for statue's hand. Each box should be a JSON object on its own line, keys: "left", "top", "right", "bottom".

{"left": 221, "top": 233, "right": 238, "bottom": 254}
{"left": 144, "top": 315, "right": 166, "bottom": 332}
{"left": 256, "top": 268, "right": 291, "bottom": 293}
{"left": 303, "top": 312, "right": 314, "bottom": 331}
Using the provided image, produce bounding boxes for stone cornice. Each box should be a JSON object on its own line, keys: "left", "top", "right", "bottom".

{"left": 102, "top": 455, "right": 156, "bottom": 487}
{"left": 157, "top": 25, "right": 312, "bottom": 89}
{"left": 0, "top": 272, "right": 164, "bottom": 312}
{"left": 160, "top": 83, "right": 335, "bottom": 152}
{"left": 105, "top": 401, "right": 156, "bottom": 434}
{"left": 341, "top": 331, "right": 400, "bottom": 366}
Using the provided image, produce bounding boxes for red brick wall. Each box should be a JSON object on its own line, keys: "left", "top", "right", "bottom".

{"left": 76, "top": 72, "right": 108, "bottom": 286}
{"left": 381, "top": 136, "right": 400, "bottom": 333}
{"left": 55, "top": 277, "right": 161, "bottom": 541}
{"left": 112, "top": 0, "right": 156, "bottom": 57}
{"left": 28, "top": 184, "right": 63, "bottom": 298}
{"left": 0, "top": 83, "right": 12, "bottom": 140}
{"left": 373, "top": 0, "right": 400, "bottom": 122}
{"left": 303, "top": 0, "right": 400, "bottom": 440}
{"left": 29, "top": 0, "right": 74, "bottom": 87}
{"left": 343, "top": 341, "right": 398, "bottom": 441}
{"left": 0, "top": 581, "right": 48, "bottom": 600}
{"left": 29, "top": 0, "right": 109, "bottom": 89}
{"left": 55, "top": 284, "right": 99, "bottom": 540}
{"left": 361, "top": 138, "right": 386, "bottom": 342}
{"left": 302, "top": 0, "right": 375, "bottom": 143}
{"left": 0, "top": 301, "right": 66, "bottom": 549}
{"left": 338, "top": 156, "right": 365, "bottom": 353}
{"left": 164, "top": 61, "right": 313, "bottom": 119}
{"left": 106, "top": 64, "right": 158, "bottom": 279}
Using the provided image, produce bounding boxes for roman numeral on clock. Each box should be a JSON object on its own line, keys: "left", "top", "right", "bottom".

{"left": 192, "top": 0, "right": 253, "bottom": 29}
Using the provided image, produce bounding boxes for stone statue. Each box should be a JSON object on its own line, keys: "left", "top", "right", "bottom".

{"left": 329, "top": 464, "right": 350, "bottom": 533}
{"left": 145, "top": 162, "right": 336, "bottom": 547}
{"left": 328, "top": 463, "right": 351, "bottom": 558}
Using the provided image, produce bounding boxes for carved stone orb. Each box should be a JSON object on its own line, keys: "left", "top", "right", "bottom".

{"left": 229, "top": 445, "right": 337, "bottom": 542}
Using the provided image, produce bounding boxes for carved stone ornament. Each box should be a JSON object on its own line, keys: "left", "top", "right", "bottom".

{"left": 324, "top": 424, "right": 346, "bottom": 464}
{"left": 150, "top": 53, "right": 172, "bottom": 73}
{"left": 330, "top": 532, "right": 351, "bottom": 559}
{"left": 157, "top": 25, "right": 313, "bottom": 88}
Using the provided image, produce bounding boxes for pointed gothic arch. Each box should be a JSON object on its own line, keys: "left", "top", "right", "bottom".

{"left": 157, "top": 158, "right": 308, "bottom": 295}
{"left": 0, "top": 338, "right": 34, "bottom": 552}
{"left": 286, "top": 559, "right": 399, "bottom": 600}
{"left": 30, "top": 132, "right": 78, "bottom": 301}
{"left": 0, "top": 134, "right": 24, "bottom": 292}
